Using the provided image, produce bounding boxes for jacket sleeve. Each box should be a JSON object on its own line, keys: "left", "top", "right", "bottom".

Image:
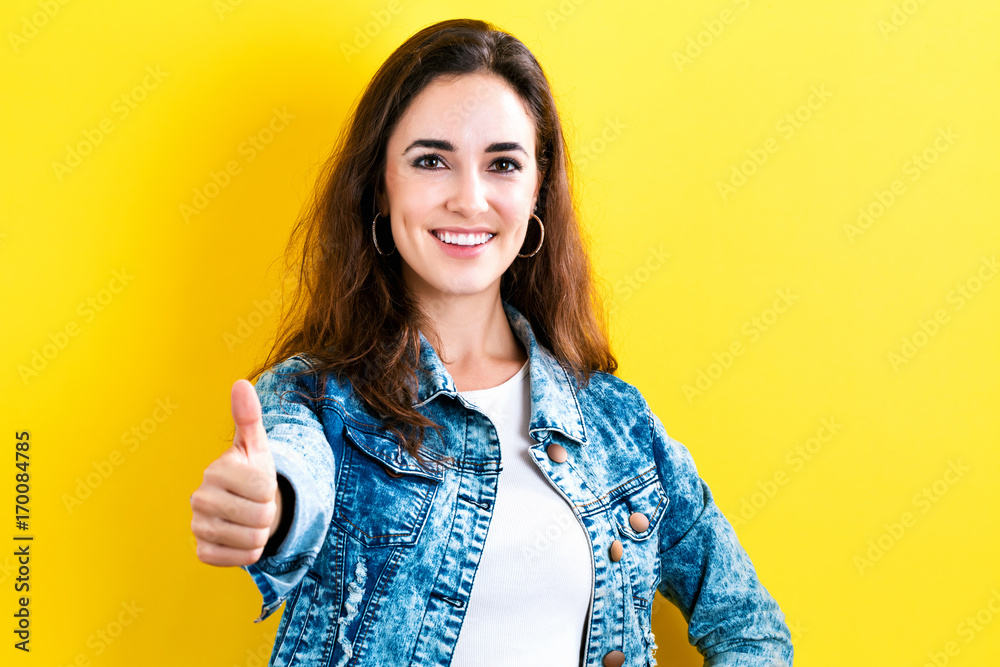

{"left": 240, "top": 356, "right": 338, "bottom": 623}
{"left": 647, "top": 406, "right": 793, "bottom": 666}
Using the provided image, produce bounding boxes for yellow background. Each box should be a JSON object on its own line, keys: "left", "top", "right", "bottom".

{"left": 2, "top": 0, "right": 998, "bottom": 664}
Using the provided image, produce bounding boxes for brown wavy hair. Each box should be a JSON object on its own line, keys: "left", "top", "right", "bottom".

{"left": 249, "top": 18, "right": 617, "bottom": 469}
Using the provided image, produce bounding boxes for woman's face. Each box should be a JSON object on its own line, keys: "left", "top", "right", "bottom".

{"left": 380, "top": 72, "right": 542, "bottom": 307}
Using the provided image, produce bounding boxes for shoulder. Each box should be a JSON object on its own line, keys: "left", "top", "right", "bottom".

{"left": 254, "top": 354, "right": 383, "bottom": 426}
{"left": 253, "top": 354, "right": 337, "bottom": 411}
{"left": 254, "top": 354, "right": 320, "bottom": 393}
{"left": 577, "top": 369, "right": 652, "bottom": 417}
{"left": 570, "top": 368, "right": 661, "bottom": 450}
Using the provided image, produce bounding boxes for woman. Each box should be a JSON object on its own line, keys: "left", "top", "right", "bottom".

{"left": 190, "top": 18, "right": 793, "bottom": 667}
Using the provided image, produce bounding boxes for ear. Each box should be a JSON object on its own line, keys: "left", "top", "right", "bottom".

{"left": 375, "top": 176, "right": 390, "bottom": 216}
{"left": 532, "top": 175, "right": 545, "bottom": 213}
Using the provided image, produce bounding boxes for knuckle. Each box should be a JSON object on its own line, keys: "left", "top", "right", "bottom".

{"left": 250, "top": 502, "right": 273, "bottom": 528}
{"left": 191, "top": 516, "right": 208, "bottom": 537}
{"left": 195, "top": 541, "right": 213, "bottom": 563}
{"left": 249, "top": 470, "right": 276, "bottom": 493}
{"left": 204, "top": 517, "right": 225, "bottom": 541}
{"left": 189, "top": 491, "right": 209, "bottom": 514}
{"left": 202, "top": 467, "right": 223, "bottom": 488}
{"left": 221, "top": 498, "right": 241, "bottom": 517}
{"left": 263, "top": 502, "right": 277, "bottom": 527}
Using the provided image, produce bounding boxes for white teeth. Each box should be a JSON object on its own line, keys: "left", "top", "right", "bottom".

{"left": 433, "top": 231, "right": 494, "bottom": 246}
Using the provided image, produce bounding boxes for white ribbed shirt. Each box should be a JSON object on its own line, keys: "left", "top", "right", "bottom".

{"left": 451, "top": 359, "right": 592, "bottom": 666}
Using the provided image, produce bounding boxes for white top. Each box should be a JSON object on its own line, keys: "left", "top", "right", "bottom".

{"left": 451, "top": 359, "right": 592, "bottom": 666}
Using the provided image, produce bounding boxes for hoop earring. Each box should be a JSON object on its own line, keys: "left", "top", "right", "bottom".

{"left": 372, "top": 213, "right": 395, "bottom": 256}
{"left": 517, "top": 214, "right": 545, "bottom": 258}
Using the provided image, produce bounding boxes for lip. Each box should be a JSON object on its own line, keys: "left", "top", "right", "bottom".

{"left": 428, "top": 229, "right": 494, "bottom": 258}
{"left": 431, "top": 227, "right": 496, "bottom": 234}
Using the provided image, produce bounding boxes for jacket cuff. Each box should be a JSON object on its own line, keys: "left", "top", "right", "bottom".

{"left": 261, "top": 473, "right": 295, "bottom": 559}
{"left": 240, "top": 447, "right": 327, "bottom": 623}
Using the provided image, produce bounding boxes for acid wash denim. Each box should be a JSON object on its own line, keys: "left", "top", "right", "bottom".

{"left": 241, "top": 301, "right": 793, "bottom": 667}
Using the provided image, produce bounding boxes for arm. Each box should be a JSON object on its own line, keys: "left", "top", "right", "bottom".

{"left": 648, "top": 407, "right": 793, "bottom": 666}
{"left": 241, "top": 356, "right": 337, "bottom": 623}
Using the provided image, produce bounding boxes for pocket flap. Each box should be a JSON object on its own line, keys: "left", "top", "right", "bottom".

{"left": 613, "top": 474, "right": 668, "bottom": 542}
{"left": 342, "top": 422, "right": 445, "bottom": 482}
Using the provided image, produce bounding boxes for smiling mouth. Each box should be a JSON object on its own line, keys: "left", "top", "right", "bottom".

{"left": 431, "top": 230, "right": 495, "bottom": 246}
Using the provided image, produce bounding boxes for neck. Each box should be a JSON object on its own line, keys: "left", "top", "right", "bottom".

{"left": 414, "top": 291, "right": 526, "bottom": 372}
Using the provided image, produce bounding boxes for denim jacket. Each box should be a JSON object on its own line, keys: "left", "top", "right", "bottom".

{"left": 241, "top": 301, "right": 793, "bottom": 667}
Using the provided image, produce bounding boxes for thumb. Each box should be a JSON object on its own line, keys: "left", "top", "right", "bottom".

{"left": 231, "top": 379, "right": 272, "bottom": 470}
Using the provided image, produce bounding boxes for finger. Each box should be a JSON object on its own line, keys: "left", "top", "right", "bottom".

{"left": 231, "top": 379, "right": 273, "bottom": 470}
{"left": 191, "top": 512, "right": 271, "bottom": 552}
{"left": 194, "top": 539, "right": 265, "bottom": 568}
{"left": 190, "top": 485, "right": 275, "bottom": 530}
{"left": 201, "top": 455, "right": 276, "bottom": 504}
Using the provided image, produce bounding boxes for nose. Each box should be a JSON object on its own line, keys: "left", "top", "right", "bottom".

{"left": 446, "top": 168, "right": 489, "bottom": 218}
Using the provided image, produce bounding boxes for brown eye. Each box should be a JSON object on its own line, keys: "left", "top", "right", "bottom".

{"left": 491, "top": 158, "right": 521, "bottom": 172}
{"left": 413, "top": 154, "right": 443, "bottom": 169}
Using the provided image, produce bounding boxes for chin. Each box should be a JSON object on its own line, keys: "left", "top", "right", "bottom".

{"left": 434, "top": 277, "right": 500, "bottom": 298}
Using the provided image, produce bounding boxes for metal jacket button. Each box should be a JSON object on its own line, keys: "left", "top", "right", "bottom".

{"left": 603, "top": 650, "right": 626, "bottom": 667}
{"left": 629, "top": 511, "right": 649, "bottom": 532}
{"left": 609, "top": 539, "right": 623, "bottom": 562}
{"left": 546, "top": 443, "right": 568, "bottom": 463}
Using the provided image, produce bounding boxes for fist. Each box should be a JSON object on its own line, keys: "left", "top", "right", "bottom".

{"left": 190, "top": 379, "right": 281, "bottom": 567}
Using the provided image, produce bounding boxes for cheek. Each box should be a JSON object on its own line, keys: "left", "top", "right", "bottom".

{"left": 386, "top": 171, "right": 438, "bottom": 221}
{"left": 498, "top": 191, "right": 534, "bottom": 226}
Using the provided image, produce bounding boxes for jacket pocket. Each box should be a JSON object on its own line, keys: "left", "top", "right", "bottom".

{"left": 608, "top": 470, "right": 668, "bottom": 606}
{"left": 332, "top": 424, "right": 441, "bottom": 548}
{"left": 612, "top": 469, "right": 669, "bottom": 542}
{"left": 607, "top": 471, "right": 668, "bottom": 665}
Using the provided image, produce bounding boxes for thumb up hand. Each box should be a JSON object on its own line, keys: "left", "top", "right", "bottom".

{"left": 231, "top": 378, "right": 275, "bottom": 475}
{"left": 190, "top": 380, "right": 282, "bottom": 567}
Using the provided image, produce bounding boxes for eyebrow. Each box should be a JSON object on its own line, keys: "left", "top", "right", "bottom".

{"left": 402, "top": 139, "right": 528, "bottom": 156}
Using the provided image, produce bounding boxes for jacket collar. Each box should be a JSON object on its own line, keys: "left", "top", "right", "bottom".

{"left": 412, "top": 301, "right": 589, "bottom": 446}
